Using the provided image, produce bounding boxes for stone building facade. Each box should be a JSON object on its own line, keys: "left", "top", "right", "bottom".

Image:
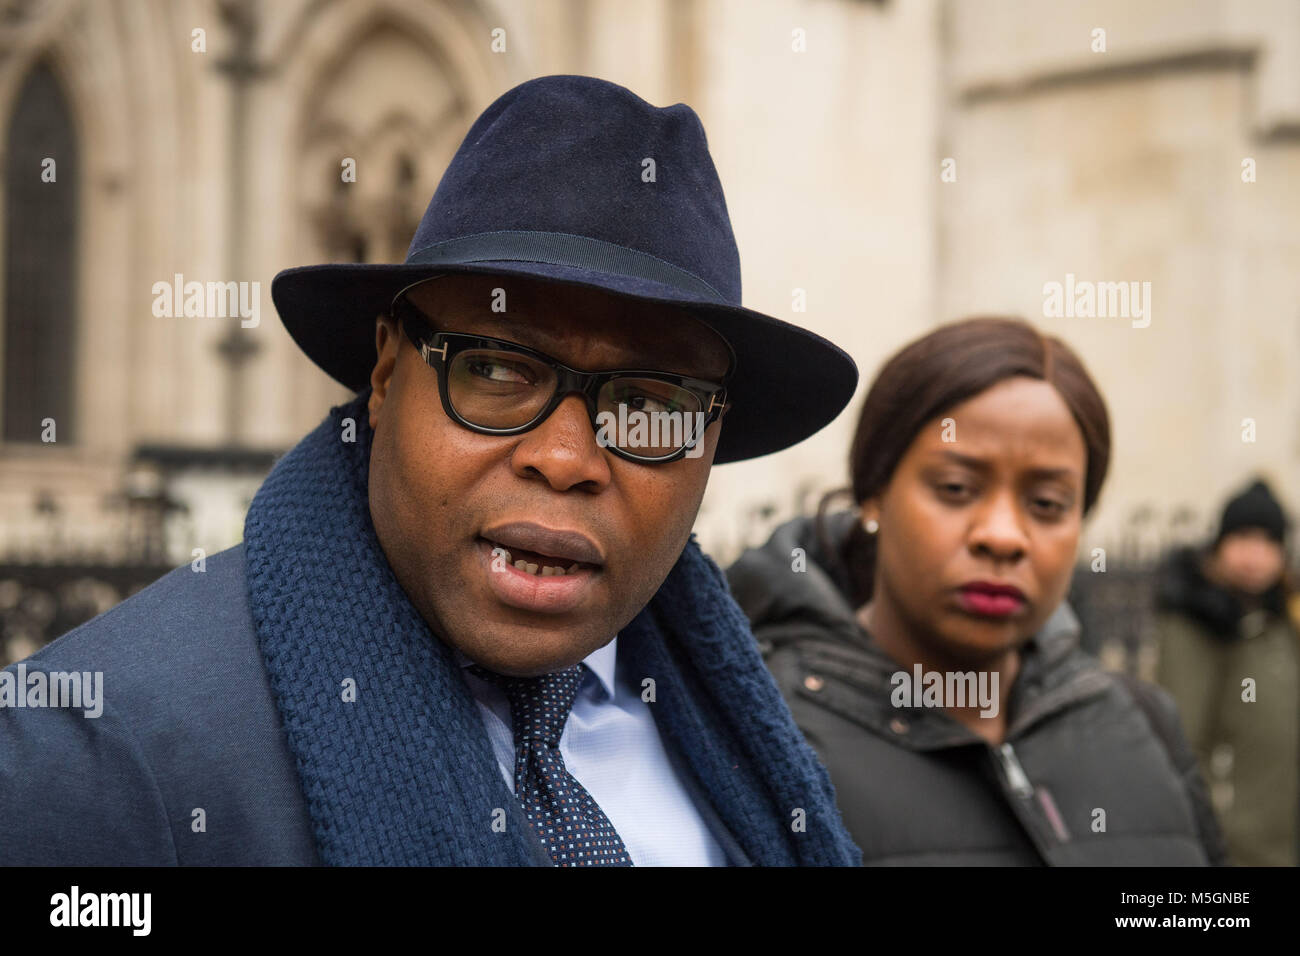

{"left": 0, "top": 0, "right": 1296, "bottom": 658}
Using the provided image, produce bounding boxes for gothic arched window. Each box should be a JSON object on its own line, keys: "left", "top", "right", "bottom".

{"left": 3, "top": 61, "right": 78, "bottom": 444}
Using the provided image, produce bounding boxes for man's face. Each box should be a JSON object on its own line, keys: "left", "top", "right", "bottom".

{"left": 1211, "top": 529, "right": 1286, "bottom": 595}
{"left": 366, "top": 274, "right": 732, "bottom": 676}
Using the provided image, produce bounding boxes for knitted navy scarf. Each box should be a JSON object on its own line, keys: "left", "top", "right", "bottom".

{"left": 244, "top": 389, "right": 860, "bottom": 866}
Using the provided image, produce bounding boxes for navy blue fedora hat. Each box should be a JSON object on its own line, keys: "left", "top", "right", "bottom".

{"left": 271, "top": 74, "right": 857, "bottom": 463}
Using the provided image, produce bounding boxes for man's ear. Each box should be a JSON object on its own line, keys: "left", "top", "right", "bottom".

{"left": 368, "top": 314, "right": 399, "bottom": 429}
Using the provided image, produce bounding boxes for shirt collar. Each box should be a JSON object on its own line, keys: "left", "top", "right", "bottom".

{"left": 455, "top": 636, "right": 618, "bottom": 700}
{"left": 583, "top": 637, "right": 618, "bottom": 699}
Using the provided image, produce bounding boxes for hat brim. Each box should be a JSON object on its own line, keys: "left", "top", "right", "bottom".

{"left": 270, "top": 261, "right": 858, "bottom": 464}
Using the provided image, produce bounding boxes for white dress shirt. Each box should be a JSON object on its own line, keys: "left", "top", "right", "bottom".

{"left": 458, "top": 636, "right": 728, "bottom": 866}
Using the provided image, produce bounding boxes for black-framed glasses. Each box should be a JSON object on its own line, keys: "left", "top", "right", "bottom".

{"left": 392, "top": 295, "right": 730, "bottom": 464}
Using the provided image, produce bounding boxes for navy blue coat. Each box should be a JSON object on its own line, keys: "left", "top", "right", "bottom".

{"left": 0, "top": 544, "right": 757, "bottom": 865}
{"left": 0, "top": 545, "right": 319, "bottom": 864}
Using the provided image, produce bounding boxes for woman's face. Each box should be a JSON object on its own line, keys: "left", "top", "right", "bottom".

{"left": 863, "top": 376, "right": 1088, "bottom": 666}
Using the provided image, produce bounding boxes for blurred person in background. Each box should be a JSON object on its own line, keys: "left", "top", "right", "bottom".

{"left": 727, "top": 317, "right": 1226, "bottom": 865}
{"left": 1150, "top": 478, "right": 1299, "bottom": 866}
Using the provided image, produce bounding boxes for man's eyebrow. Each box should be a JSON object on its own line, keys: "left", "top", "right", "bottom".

{"left": 444, "top": 312, "right": 538, "bottom": 338}
{"left": 425, "top": 309, "right": 562, "bottom": 349}
{"left": 467, "top": 315, "right": 605, "bottom": 357}
{"left": 426, "top": 306, "right": 720, "bottom": 375}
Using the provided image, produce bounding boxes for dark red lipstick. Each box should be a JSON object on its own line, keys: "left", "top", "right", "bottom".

{"left": 956, "top": 581, "right": 1026, "bottom": 618}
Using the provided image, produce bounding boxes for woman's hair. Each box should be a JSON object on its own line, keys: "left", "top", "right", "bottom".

{"left": 821, "top": 316, "right": 1112, "bottom": 607}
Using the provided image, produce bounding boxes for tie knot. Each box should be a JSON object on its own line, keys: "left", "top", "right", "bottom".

{"left": 469, "top": 663, "right": 586, "bottom": 746}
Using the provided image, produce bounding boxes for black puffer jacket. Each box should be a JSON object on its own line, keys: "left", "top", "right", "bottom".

{"left": 726, "top": 513, "right": 1227, "bottom": 866}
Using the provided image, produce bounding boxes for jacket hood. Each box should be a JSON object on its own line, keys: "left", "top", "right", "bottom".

{"left": 725, "top": 513, "right": 1101, "bottom": 748}
{"left": 726, "top": 511, "right": 864, "bottom": 653}
{"left": 1154, "top": 545, "right": 1287, "bottom": 641}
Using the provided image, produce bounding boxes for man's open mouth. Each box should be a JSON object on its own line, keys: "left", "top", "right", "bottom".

{"left": 478, "top": 522, "right": 606, "bottom": 581}
{"left": 474, "top": 528, "right": 603, "bottom": 615}
{"left": 484, "top": 540, "right": 597, "bottom": 577}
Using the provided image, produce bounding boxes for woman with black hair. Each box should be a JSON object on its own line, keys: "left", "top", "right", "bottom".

{"left": 727, "top": 317, "right": 1226, "bottom": 865}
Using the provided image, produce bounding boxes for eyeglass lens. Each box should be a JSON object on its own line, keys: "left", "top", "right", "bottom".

{"left": 447, "top": 348, "right": 706, "bottom": 457}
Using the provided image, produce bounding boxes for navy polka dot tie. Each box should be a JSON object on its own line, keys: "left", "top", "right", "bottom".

{"left": 470, "top": 663, "right": 633, "bottom": 867}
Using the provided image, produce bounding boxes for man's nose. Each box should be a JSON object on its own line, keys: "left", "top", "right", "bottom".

{"left": 508, "top": 393, "right": 612, "bottom": 492}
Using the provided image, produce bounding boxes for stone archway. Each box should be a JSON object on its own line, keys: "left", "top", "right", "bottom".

{"left": 258, "top": 0, "right": 514, "bottom": 426}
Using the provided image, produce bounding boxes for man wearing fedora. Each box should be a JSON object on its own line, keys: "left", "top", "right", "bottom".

{"left": 0, "top": 75, "right": 860, "bottom": 866}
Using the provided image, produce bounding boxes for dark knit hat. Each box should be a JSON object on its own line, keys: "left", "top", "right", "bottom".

{"left": 1216, "top": 478, "right": 1290, "bottom": 544}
